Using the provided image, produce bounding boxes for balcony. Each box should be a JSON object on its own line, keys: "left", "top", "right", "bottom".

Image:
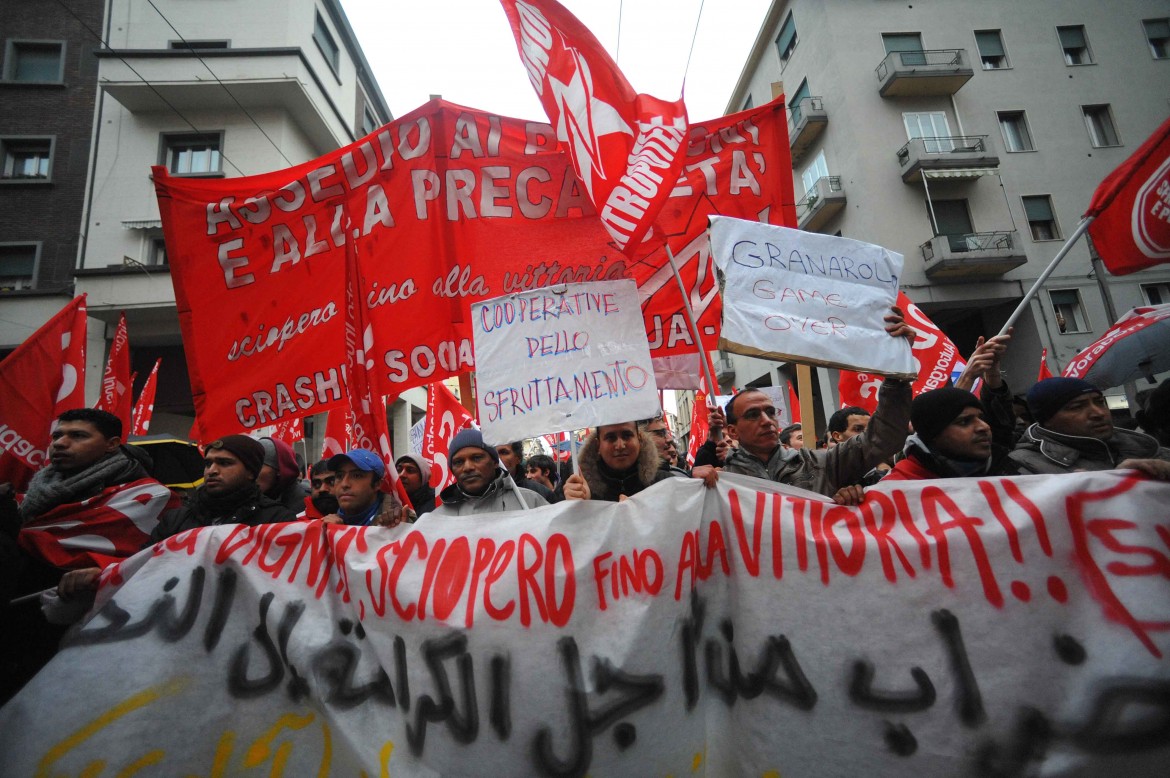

{"left": 876, "top": 49, "right": 973, "bottom": 97}
{"left": 897, "top": 136, "right": 999, "bottom": 183}
{"left": 788, "top": 96, "right": 828, "bottom": 164}
{"left": 920, "top": 231, "right": 1027, "bottom": 281}
{"left": 797, "top": 176, "right": 847, "bottom": 233}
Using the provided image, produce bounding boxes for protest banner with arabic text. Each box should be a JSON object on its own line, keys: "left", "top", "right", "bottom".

{"left": 2, "top": 472, "right": 1167, "bottom": 776}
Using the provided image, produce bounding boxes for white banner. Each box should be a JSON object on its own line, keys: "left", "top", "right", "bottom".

{"left": 3, "top": 472, "right": 1169, "bottom": 776}
{"left": 409, "top": 416, "right": 425, "bottom": 454}
{"left": 709, "top": 217, "right": 915, "bottom": 378}
{"left": 471, "top": 280, "right": 660, "bottom": 445}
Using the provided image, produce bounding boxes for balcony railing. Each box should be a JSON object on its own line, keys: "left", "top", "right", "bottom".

{"left": 920, "top": 230, "right": 1027, "bottom": 281}
{"left": 875, "top": 48, "right": 973, "bottom": 97}
{"left": 788, "top": 96, "right": 828, "bottom": 164}
{"left": 897, "top": 135, "right": 999, "bottom": 182}
{"left": 797, "top": 176, "right": 847, "bottom": 232}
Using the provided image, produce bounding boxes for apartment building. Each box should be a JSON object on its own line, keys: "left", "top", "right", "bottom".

{"left": 0, "top": 0, "right": 419, "bottom": 454}
{"left": 714, "top": 0, "right": 1170, "bottom": 428}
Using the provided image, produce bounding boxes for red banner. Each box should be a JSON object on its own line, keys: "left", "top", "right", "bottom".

{"left": 838, "top": 291, "right": 965, "bottom": 412}
{"left": 320, "top": 409, "right": 351, "bottom": 461}
{"left": 130, "top": 358, "right": 161, "bottom": 436}
{"left": 423, "top": 381, "right": 477, "bottom": 493}
{"left": 500, "top": 0, "right": 688, "bottom": 255}
{"left": 271, "top": 416, "right": 304, "bottom": 446}
{"left": 95, "top": 312, "right": 132, "bottom": 431}
{"left": 685, "top": 391, "right": 709, "bottom": 466}
{"left": 0, "top": 295, "right": 88, "bottom": 489}
{"left": 1085, "top": 116, "right": 1170, "bottom": 276}
{"left": 1038, "top": 347, "right": 1053, "bottom": 382}
{"left": 154, "top": 99, "right": 794, "bottom": 440}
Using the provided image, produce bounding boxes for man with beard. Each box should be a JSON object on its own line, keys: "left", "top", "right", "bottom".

{"left": 303, "top": 460, "right": 338, "bottom": 518}
{"left": 427, "top": 430, "right": 547, "bottom": 518}
{"left": 395, "top": 453, "right": 436, "bottom": 517}
{"left": 885, "top": 388, "right": 1009, "bottom": 480}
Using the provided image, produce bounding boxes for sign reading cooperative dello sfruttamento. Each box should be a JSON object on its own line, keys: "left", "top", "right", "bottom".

{"left": 709, "top": 216, "right": 915, "bottom": 378}
{"left": 471, "top": 279, "right": 660, "bottom": 445}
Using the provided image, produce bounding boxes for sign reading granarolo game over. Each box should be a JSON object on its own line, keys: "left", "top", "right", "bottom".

{"left": 154, "top": 98, "right": 795, "bottom": 440}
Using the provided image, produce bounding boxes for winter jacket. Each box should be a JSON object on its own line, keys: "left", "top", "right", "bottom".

{"left": 723, "top": 379, "right": 911, "bottom": 496}
{"left": 576, "top": 431, "right": 674, "bottom": 502}
{"left": 428, "top": 472, "right": 548, "bottom": 518}
{"left": 406, "top": 484, "right": 437, "bottom": 517}
{"left": 884, "top": 435, "right": 1011, "bottom": 481}
{"left": 1007, "top": 424, "right": 1170, "bottom": 475}
{"left": 151, "top": 484, "right": 297, "bottom": 541}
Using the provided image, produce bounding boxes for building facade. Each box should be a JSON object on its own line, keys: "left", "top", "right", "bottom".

{"left": 0, "top": 0, "right": 421, "bottom": 455}
{"left": 713, "top": 0, "right": 1170, "bottom": 430}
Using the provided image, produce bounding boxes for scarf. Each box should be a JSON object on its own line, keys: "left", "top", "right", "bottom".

{"left": 188, "top": 481, "right": 263, "bottom": 523}
{"left": 20, "top": 449, "right": 145, "bottom": 522}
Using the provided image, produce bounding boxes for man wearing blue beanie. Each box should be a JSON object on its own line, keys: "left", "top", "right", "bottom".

{"left": 424, "top": 429, "right": 548, "bottom": 519}
{"left": 1008, "top": 377, "right": 1170, "bottom": 478}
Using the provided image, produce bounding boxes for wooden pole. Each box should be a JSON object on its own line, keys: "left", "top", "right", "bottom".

{"left": 797, "top": 365, "right": 816, "bottom": 442}
{"left": 458, "top": 373, "right": 475, "bottom": 415}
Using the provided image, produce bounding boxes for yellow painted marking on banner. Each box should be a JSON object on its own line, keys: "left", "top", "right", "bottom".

{"left": 36, "top": 678, "right": 188, "bottom": 778}
{"left": 207, "top": 731, "right": 236, "bottom": 778}
{"left": 317, "top": 721, "right": 333, "bottom": 778}
{"left": 115, "top": 749, "right": 165, "bottom": 777}
{"left": 243, "top": 712, "right": 316, "bottom": 768}
{"left": 379, "top": 740, "right": 395, "bottom": 777}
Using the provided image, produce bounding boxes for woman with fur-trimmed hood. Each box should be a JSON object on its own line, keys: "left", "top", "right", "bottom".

{"left": 561, "top": 421, "right": 674, "bottom": 502}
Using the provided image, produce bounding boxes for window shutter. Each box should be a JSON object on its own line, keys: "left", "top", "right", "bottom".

{"left": 975, "top": 30, "right": 1005, "bottom": 57}
{"left": 1058, "top": 26, "right": 1086, "bottom": 49}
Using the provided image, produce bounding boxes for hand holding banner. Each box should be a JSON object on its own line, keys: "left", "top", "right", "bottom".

{"left": 472, "top": 279, "right": 660, "bottom": 445}
{"left": 709, "top": 217, "right": 914, "bottom": 378}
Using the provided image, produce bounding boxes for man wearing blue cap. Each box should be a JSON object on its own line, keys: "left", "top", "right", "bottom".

{"left": 427, "top": 429, "right": 548, "bottom": 518}
{"left": 324, "top": 449, "right": 411, "bottom": 527}
{"left": 1009, "top": 377, "right": 1170, "bottom": 479}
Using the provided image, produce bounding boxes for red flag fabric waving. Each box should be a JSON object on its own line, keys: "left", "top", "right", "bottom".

{"left": 320, "top": 409, "right": 351, "bottom": 461}
{"left": 0, "top": 295, "right": 88, "bottom": 490}
{"left": 1038, "top": 348, "right": 1054, "bottom": 382}
{"left": 342, "top": 216, "right": 410, "bottom": 506}
{"left": 838, "top": 291, "right": 966, "bottom": 412}
{"left": 787, "top": 382, "right": 801, "bottom": 424}
{"left": 685, "top": 391, "right": 709, "bottom": 467}
{"left": 500, "top": 0, "right": 688, "bottom": 255}
{"left": 54, "top": 298, "right": 88, "bottom": 415}
{"left": 153, "top": 98, "right": 794, "bottom": 440}
{"left": 423, "top": 381, "right": 477, "bottom": 493}
{"left": 1085, "top": 116, "right": 1170, "bottom": 276}
{"left": 95, "top": 313, "right": 133, "bottom": 432}
{"left": 130, "top": 358, "right": 161, "bottom": 436}
{"left": 271, "top": 416, "right": 304, "bottom": 446}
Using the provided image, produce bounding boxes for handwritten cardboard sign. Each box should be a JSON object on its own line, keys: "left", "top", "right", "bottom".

{"left": 471, "top": 279, "right": 660, "bottom": 445}
{"left": 709, "top": 216, "right": 915, "bottom": 378}
{"left": 3, "top": 472, "right": 1167, "bottom": 776}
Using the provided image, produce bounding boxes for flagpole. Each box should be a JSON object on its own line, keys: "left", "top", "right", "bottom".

{"left": 998, "top": 216, "right": 1094, "bottom": 337}
{"left": 664, "top": 244, "right": 720, "bottom": 410}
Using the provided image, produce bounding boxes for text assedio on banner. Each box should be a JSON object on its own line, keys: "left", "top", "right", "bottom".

{"left": 709, "top": 216, "right": 915, "bottom": 378}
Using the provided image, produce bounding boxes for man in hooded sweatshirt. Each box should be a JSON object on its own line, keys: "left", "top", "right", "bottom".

{"left": 395, "top": 453, "right": 436, "bottom": 517}
{"left": 257, "top": 437, "right": 308, "bottom": 513}
{"left": 885, "top": 388, "right": 1011, "bottom": 480}
{"left": 426, "top": 429, "right": 547, "bottom": 518}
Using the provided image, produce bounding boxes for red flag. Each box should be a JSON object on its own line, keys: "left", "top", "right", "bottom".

{"left": 685, "top": 391, "right": 709, "bottom": 467}
{"left": 1038, "top": 348, "right": 1054, "bottom": 382}
{"left": 271, "top": 416, "right": 304, "bottom": 446}
{"left": 95, "top": 313, "right": 133, "bottom": 431}
{"left": 342, "top": 216, "right": 409, "bottom": 505}
{"left": 54, "top": 298, "right": 88, "bottom": 415}
{"left": 500, "top": 0, "right": 688, "bottom": 255}
{"left": 1085, "top": 116, "right": 1170, "bottom": 275}
{"left": 787, "top": 382, "right": 801, "bottom": 424}
{"left": 423, "top": 381, "right": 477, "bottom": 494}
{"left": 838, "top": 292, "right": 966, "bottom": 412}
{"left": 130, "top": 359, "right": 161, "bottom": 436}
{"left": 320, "top": 409, "right": 351, "bottom": 461}
{"left": 0, "top": 295, "right": 88, "bottom": 489}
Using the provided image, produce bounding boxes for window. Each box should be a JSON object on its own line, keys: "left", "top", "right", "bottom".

{"left": 742, "top": 94, "right": 754, "bottom": 112}
{"left": 998, "top": 111, "right": 1034, "bottom": 152}
{"left": 788, "top": 79, "right": 811, "bottom": 125}
{"left": 361, "top": 106, "right": 378, "bottom": 136}
{"left": 975, "top": 30, "right": 1008, "bottom": 69}
{"left": 313, "top": 12, "right": 340, "bottom": 74}
{"left": 3, "top": 41, "right": 64, "bottom": 82}
{"left": 1, "top": 137, "right": 53, "bottom": 180}
{"left": 0, "top": 244, "right": 38, "bottom": 291}
{"left": 168, "top": 40, "right": 229, "bottom": 50}
{"left": 1142, "top": 283, "right": 1170, "bottom": 306}
{"left": 1082, "top": 104, "right": 1120, "bottom": 147}
{"left": 1145, "top": 19, "right": 1170, "bottom": 59}
{"left": 801, "top": 151, "right": 828, "bottom": 194}
{"left": 1057, "top": 25, "right": 1093, "bottom": 65}
{"left": 904, "top": 112, "right": 953, "bottom": 153}
{"left": 1023, "top": 195, "right": 1060, "bottom": 241}
{"left": 161, "top": 132, "right": 222, "bottom": 176}
{"left": 149, "top": 237, "right": 168, "bottom": 266}
{"left": 883, "top": 32, "right": 926, "bottom": 66}
{"left": 1049, "top": 289, "right": 1089, "bottom": 334}
{"left": 775, "top": 12, "right": 798, "bottom": 66}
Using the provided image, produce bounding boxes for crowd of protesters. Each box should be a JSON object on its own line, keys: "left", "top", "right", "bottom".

{"left": 2, "top": 307, "right": 1170, "bottom": 703}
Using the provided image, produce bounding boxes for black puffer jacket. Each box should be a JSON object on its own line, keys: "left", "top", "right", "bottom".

{"left": 151, "top": 484, "right": 297, "bottom": 541}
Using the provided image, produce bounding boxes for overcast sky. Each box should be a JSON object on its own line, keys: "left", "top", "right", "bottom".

{"left": 341, "top": 0, "right": 773, "bottom": 123}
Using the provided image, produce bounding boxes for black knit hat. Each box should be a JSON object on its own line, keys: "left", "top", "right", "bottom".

{"left": 1026, "top": 377, "right": 1100, "bottom": 425}
{"left": 448, "top": 428, "right": 499, "bottom": 464}
{"left": 911, "top": 388, "right": 984, "bottom": 445}
{"left": 206, "top": 434, "right": 265, "bottom": 478}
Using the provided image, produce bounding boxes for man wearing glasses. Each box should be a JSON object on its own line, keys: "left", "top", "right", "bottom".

{"left": 641, "top": 415, "right": 689, "bottom": 476}
{"left": 719, "top": 309, "right": 915, "bottom": 497}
